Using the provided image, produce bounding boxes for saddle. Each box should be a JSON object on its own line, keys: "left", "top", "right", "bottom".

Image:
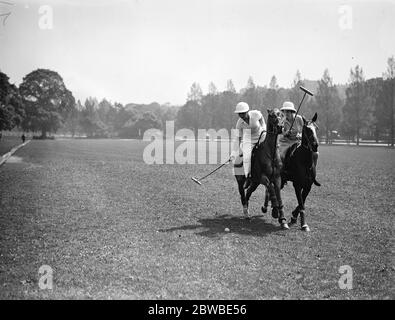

{"left": 280, "top": 142, "right": 300, "bottom": 188}
{"left": 234, "top": 130, "right": 265, "bottom": 180}
{"left": 283, "top": 142, "right": 300, "bottom": 168}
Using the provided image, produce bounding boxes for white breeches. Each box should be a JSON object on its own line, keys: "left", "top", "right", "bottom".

{"left": 241, "top": 141, "right": 253, "bottom": 177}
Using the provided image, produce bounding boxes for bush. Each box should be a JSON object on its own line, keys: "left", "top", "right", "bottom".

{"left": 32, "top": 135, "right": 55, "bottom": 140}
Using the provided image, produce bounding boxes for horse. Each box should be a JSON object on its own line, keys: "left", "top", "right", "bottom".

{"left": 236, "top": 108, "right": 289, "bottom": 229}
{"left": 273, "top": 112, "right": 321, "bottom": 231}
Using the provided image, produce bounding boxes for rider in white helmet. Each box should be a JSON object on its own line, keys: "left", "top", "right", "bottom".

{"left": 279, "top": 101, "right": 318, "bottom": 175}
{"left": 230, "top": 102, "right": 266, "bottom": 189}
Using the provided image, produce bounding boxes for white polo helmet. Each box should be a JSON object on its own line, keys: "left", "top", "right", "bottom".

{"left": 281, "top": 101, "right": 296, "bottom": 112}
{"left": 234, "top": 102, "right": 249, "bottom": 113}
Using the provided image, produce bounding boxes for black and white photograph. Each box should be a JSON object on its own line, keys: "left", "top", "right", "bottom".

{"left": 0, "top": 0, "right": 394, "bottom": 304}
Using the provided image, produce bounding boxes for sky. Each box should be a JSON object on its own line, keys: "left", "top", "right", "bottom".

{"left": 0, "top": 0, "right": 394, "bottom": 105}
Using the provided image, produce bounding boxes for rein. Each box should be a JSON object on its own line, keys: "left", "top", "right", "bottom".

{"left": 301, "top": 123, "right": 315, "bottom": 152}
{"left": 267, "top": 121, "right": 282, "bottom": 183}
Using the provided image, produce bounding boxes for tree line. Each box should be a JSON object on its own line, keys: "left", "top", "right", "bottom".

{"left": 1, "top": 56, "right": 394, "bottom": 146}
{"left": 0, "top": 68, "right": 173, "bottom": 139}
{"left": 178, "top": 57, "right": 394, "bottom": 146}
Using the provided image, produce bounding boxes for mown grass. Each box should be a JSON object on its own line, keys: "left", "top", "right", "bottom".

{"left": 0, "top": 136, "right": 22, "bottom": 157}
{"left": 0, "top": 139, "right": 393, "bottom": 299}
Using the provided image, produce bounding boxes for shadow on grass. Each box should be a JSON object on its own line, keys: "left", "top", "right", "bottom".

{"left": 159, "top": 214, "right": 281, "bottom": 238}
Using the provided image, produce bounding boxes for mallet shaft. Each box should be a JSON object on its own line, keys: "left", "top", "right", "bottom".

{"left": 197, "top": 159, "right": 230, "bottom": 181}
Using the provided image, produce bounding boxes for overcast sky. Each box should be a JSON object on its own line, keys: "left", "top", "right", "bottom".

{"left": 1, "top": 0, "right": 394, "bottom": 105}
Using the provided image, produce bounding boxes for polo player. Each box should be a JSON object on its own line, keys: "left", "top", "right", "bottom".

{"left": 229, "top": 102, "right": 266, "bottom": 189}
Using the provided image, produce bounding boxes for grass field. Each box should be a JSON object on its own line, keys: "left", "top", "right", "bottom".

{"left": 0, "top": 136, "right": 23, "bottom": 157}
{"left": 0, "top": 139, "right": 394, "bottom": 299}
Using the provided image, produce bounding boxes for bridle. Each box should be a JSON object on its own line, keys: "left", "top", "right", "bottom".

{"left": 302, "top": 122, "right": 318, "bottom": 152}
{"left": 267, "top": 113, "right": 283, "bottom": 135}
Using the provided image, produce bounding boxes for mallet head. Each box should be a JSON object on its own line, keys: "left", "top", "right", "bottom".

{"left": 300, "top": 86, "right": 314, "bottom": 96}
{"left": 191, "top": 177, "right": 202, "bottom": 185}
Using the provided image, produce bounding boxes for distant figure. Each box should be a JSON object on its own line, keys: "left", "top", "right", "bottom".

{"left": 0, "top": 132, "right": 2, "bottom": 141}
{"left": 21, "top": 134, "right": 26, "bottom": 143}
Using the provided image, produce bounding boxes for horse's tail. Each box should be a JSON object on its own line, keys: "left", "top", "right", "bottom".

{"left": 313, "top": 178, "right": 321, "bottom": 187}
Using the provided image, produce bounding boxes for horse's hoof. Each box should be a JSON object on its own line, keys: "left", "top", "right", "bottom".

{"left": 281, "top": 223, "right": 290, "bottom": 230}
{"left": 290, "top": 217, "right": 297, "bottom": 224}
{"left": 301, "top": 224, "right": 310, "bottom": 232}
{"left": 271, "top": 208, "right": 279, "bottom": 219}
{"left": 261, "top": 206, "right": 267, "bottom": 214}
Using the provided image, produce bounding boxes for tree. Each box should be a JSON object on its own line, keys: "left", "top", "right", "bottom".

{"left": 112, "top": 102, "right": 137, "bottom": 132}
{"left": 176, "top": 100, "right": 199, "bottom": 131}
{"left": 267, "top": 75, "right": 280, "bottom": 108}
{"left": 246, "top": 76, "right": 256, "bottom": 90}
{"left": 365, "top": 78, "right": 384, "bottom": 142}
{"left": 269, "top": 75, "right": 279, "bottom": 90}
{"left": 241, "top": 76, "right": 260, "bottom": 110}
{"left": 160, "top": 105, "right": 179, "bottom": 129}
{"left": 383, "top": 56, "right": 395, "bottom": 146}
{"left": 187, "top": 82, "right": 203, "bottom": 136}
{"left": 226, "top": 79, "right": 236, "bottom": 93}
{"left": 0, "top": 71, "right": 25, "bottom": 131}
{"left": 63, "top": 99, "right": 81, "bottom": 137}
{"left": 120, "top": 111, "right": 162, "bottom": 138}
{"left": 342, "top": 65, "right": 370, "bottom": 145}
{"left": 288, "top": 70, "right": 305, "bottom": 105}
{"left": 208, "top": 82, "right": 217, "bottom": 95}
{"left": 223, "top": 81, "right": 238, "bottom": 130}
{"left": 97, "top": 98, "right": 112, "bottom": 123}
{"left": 315, "top": 69, "right": 342, "bottom": 143}
{"left": 19, "top": 69, "right": 75, "bottom": 138}
{"left": 187, "top": 82, "right": 203, "bottom": 103}
{"left": 79, "top": 97, "right": 108, "bottom": 137}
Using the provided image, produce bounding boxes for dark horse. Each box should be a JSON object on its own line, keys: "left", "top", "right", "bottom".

{"left": 234, "top": 108, "right": 289, "bottom": 229}
{"left": 278, "top": 112, "right": 321, "bottom": 231}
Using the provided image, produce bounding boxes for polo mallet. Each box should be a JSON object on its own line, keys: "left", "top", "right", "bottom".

{"left": 191, "top": 158, "right": 231, "bottom": 185}
{"left": 288, "top": 86, "right": 314, "bottom": 132}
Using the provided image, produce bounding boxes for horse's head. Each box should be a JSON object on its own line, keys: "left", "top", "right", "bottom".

{"left": 302, "top": 113, "right": 319, "bottom": 152}
{"left": 267, "top": 108, "right": 283, "bottom": 134}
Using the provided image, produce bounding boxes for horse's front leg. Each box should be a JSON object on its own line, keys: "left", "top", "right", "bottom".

{"left": 293, "top": 184, "right": 309, "bottom": 231}
{"left": 300, "top": 183, "right": 312, "bottom": 232}
{"left": 273, "top": 177, "right": 289, "bottom": 230}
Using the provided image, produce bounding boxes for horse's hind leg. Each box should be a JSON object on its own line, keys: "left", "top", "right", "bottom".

{"left": 244, "top": 181, "right": 259, "bottom": 219}
{"left": 261, "top": 188, "right": 269, "bottom": 214}
{"left": 290, "top": 206, "right": 300, "bottom": 224}
{"left": 262, "top": 186, "right": 277, "bottom": 217}
{"left": 236, "top": 175, "right": 249, "bottom": 217}
{"left": 236, "top": 176, "right": 246, "bottom": 203}
{"left": 266, "top": 183, "right": 280, "bottom": 219}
